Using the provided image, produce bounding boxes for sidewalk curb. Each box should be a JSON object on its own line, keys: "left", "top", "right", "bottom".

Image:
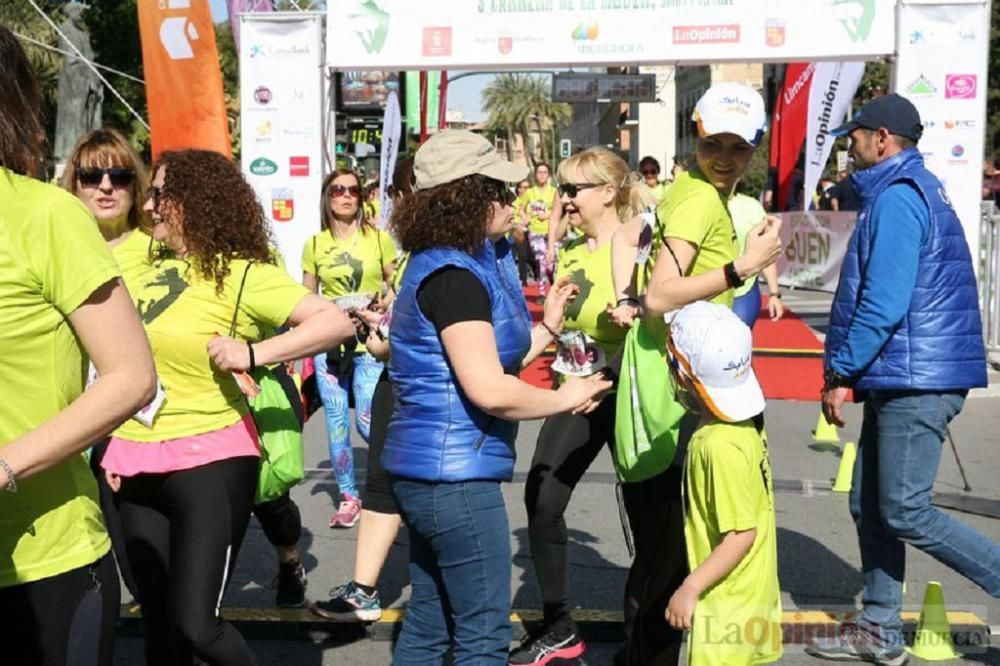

{"left": 117, "top": 605, "right": 991, "bottom": 649}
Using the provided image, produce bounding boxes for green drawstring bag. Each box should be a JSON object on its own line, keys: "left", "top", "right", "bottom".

{"left": 250, "top": 364, "right": 305, "bottom": 504}
{"left": 613, "top": 316, "right": 685, "bottom": 482}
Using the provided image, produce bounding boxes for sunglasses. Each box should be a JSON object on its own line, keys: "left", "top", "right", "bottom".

{"left": 329, "top": 184, "right": 361, "bottom": 198}
{"left": 77, "top": 166, "right": 135, "bottom": 188}
{"left": 148, "top": 185, "right": 163, "bottom": 213}
{"left": 640, "top": 169, "right": 659, "bottom": 177}
{"left": 490, "top": 183, "right": 517, "bottom": 207}
{"left": 558, "top": 182, "right": 600, "bottom": 198}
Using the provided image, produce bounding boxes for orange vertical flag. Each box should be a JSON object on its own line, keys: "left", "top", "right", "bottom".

{"left": 137, "top": 0, "right": 231, "bottom": 159}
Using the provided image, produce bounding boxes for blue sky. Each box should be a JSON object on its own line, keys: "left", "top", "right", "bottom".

{"left": 209, "top": 0, "right": 489, "bottom": 120}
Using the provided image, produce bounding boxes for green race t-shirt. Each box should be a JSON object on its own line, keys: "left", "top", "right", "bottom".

{"left": 523, "top": 185, "right": 558, "bottom": 235}
{"left": 114, "top": 257, "right": 309, "bottom": 442}
{"left": 0, "top": 169, "right": 118, "bottom": 587}
{"left": 684, "top": 420, "right": 783, "bottom": 666}
{"left": 302, "top": 227, "right": 396, "bottom": 300}
{"left": 656, "top": 169, "right": 738, "bottom": 307}
{"left": 555, "top": 235, "right": 626, "bottom": 362}
{"left": 111, "top": 228, "right": 157, "bottom": 289}
{"left": 729, "top": 194, "right": 767, "bottom": 298}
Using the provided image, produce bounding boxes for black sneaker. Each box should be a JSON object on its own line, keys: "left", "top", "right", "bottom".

{"left": 310, "top": 580, "right": 382, "bottom": 622}
{"left": 274, "top": 560, "right": 307, "bottom": 608}
{"left": 509, "top": 623, "right": 585, "bottom": 665}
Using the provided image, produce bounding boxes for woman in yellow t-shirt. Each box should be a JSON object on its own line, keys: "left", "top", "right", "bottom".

{"left": 302, "top": 169, "right": 397, "bottom": 529}
{"left": 0, "top": 28, "right": 156, "bottom": 666}
{"left": 510, "top": 147, "right": 653, "bottom": 664}
{"left": 61, "top": 127, "right": 152, "bottom": 601}
{"left": 101, "top": 150, "right": 353, "bottom": 665}
{"left": 520, "top": 163, "right": 561, "bottom": 296}
{"left": 511, "top": 178, "right": 532, "bottom": 285}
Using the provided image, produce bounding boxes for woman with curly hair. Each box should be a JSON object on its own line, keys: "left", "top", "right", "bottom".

{"left": 100, "top": 149, "right": 355, "bottom": 666}
{"left": 61, "top": 127, "right": 151, "bottom": 599}
{"left": 302, "top": 168, "right": 396, "bottom": 529}
{"left": 383, "top": 131, "right": 610, "bottom": 665}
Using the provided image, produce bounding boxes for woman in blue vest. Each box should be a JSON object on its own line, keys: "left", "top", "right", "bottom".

{"left": 384, "top": 131, "right": 611, "bottom": 665}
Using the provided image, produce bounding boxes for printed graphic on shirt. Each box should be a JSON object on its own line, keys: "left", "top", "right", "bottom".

{"left": 561, "top": 262, "right": 593, "bottom": 321}
{"left": 137, "top": 266, "right": 189, "bottom": 324}
{"left": 320, "top": 249, "right": 365, "bottom": 294}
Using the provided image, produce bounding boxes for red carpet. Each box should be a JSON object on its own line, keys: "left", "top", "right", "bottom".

{"left": 520, "top": 289, "right": 830, "bottom": 401}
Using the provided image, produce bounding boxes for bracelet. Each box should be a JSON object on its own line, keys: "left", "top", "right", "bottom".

{"left": 247, "top": 342, "right": 257, "bottom": 373}
{"left": 771, "top": 292, "right": 781, "bottom": 299}
{"left": 723, "top": 262, "right": 745, "bottom": 289}
{"left": 539, "top": 321, "right": 560, "bottom": 338}
{"left": 0, "top": 456, "right": 17, "bottom": 494}
{"left": 616, "top": 297, "right": 640, "bottom": 308}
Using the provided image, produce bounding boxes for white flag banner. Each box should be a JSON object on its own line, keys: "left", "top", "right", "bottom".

{"left": 894, "top": 1, "right": 990, "bottom": 266}
{"left": 803, "top": 61, "right": 865, "bottom": 210}
{"left": 239, "top": 14, "right": 324, "bottom": 280}
{"left": 378, "top": 91, "right": 402, "bottom": 231}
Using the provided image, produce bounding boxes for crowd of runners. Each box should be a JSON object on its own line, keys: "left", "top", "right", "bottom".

{"left": 1, "top": 23, "right": 997, "bottom": 666}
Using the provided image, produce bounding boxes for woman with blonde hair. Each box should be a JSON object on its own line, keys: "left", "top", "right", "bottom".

{"left": 510, "top": 147, "right": 654, "bottom": 665}
{"left": 302, "top": 168, "right": 397, "bottom": 528}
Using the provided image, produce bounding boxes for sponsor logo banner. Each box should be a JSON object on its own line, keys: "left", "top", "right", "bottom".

{"left": 944, "top": 74, "right": 977, "bottom": 100}
{"left": 249, "top": 157, "right": 277, "bottom": 175}
{"left": 289, "top": 156, "right": 309, "bottom": 177}
{"left": 271, "top": 188, "right": 294, "bottom": 222}
{"left": 672, "top": 24, "right": 740, "bottom": 44}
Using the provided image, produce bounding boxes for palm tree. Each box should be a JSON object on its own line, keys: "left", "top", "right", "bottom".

{"left": 482, "top": 73, "right": 572, "bottom": 167}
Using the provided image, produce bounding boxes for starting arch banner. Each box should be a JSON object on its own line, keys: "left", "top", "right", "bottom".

{"left": 326, "top": 0, "right": 896, "bottom": 70}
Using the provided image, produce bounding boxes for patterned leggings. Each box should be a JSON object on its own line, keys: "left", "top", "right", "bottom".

{"left": 528, "top": 231, "right": 555, "bottom": 295}
{"left": 313, "top": 351, "right": 384, "bottom": 501}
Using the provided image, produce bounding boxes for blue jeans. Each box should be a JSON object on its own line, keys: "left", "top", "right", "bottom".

{"left": 732, "top": 279, "right": 761, "bottom": 329}
{"left": 314, "top": 351, "right": 383, "bottom": 500}
{"left": 850, "top": 389, "right": 1000, "bottom": 648}
{"left": 390, "top": 478, "right": 512, "bottom": 665}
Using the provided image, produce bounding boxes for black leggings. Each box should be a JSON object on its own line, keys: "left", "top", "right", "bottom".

{"left": 617, "top": 413, "right": 696, "bottom": 666}
{"left": 362, "top": 369, "right": 398, "bottom": 515}
{"left": 119, "top": 456, "right": 259, "bottom": 666}
{"left": 89, "top": 437, "right": 139, "bottom": 596}
{"left": 0, "top": 551, "right": 120, "bottom": 666}
{"left": 252, "top": 492, "right": 301, "bottom": 549}
{"left": 524, "top": 395, "right": 616, "bottom": 627}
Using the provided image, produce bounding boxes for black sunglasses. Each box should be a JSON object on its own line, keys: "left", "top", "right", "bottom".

{"left": 640, "top": 169, "right": 659, "bottom": 177}
{"left": 329, "top": 184, "right": 361, "bottom": 198}
{"left": 490, "top": 182, "right": 517, "bottom": 206}
{"left": 148, "top": 185, "right": 163, "bottom": 212}
{"left": 558, "top": 182, "right": 600, "bottom": 198}
{"left": 76, "top": 166, "right": 135, "bottom": 188}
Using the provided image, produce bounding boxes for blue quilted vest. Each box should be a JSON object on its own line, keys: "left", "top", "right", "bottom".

{"left": 826, "top": 148, "right": 987, "bottom": 391}
{"left": 383, "top": 239, "right": 532, "bottom": 482}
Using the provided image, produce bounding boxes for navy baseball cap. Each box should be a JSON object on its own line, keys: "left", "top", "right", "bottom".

{"left": 830, "top": 93, "right": 924, "bottom": 141}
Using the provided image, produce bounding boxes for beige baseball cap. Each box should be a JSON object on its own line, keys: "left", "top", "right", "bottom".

{"left": 413, "top": 130, "right": 528, "bottom": 191}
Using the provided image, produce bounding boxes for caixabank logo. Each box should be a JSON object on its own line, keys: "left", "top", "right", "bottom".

{"left": 831, "top": 0, "right": 876, "bottom": 43}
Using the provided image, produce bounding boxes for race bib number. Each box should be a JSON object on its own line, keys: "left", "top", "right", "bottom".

{"left": 551, "top": 330, "right": 606, "bottom": 377}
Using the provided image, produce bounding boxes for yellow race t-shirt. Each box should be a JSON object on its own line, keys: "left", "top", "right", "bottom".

{"left": 302, "top": 227, "right": 396, "bottom": 300}
{"left": 111, "top": 228, "right": 157, "bottom": 288}
{"left": 523, "top": 184, "right": 558, "bottom": 235}
{"left": 729, "top": 194, "right": 767, "bottom": 298}
{"left": 684, "top": 420, "right": 783, "bottom": 666}
{"left": 556, "top": 235, "right": 627, "bottom": 363}
{"left": 656, "top": 169, "right": 738, "bottom": 307}
{"left": 114, "top": 257, "right": 309, "bottom": 442}
{"left": 0, "top": 170, "right": 117, "bottom": 587}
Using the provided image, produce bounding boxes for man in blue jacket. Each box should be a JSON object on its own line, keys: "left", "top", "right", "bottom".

{"left": 808, "top": 94, "right": 997, "bottom": 665}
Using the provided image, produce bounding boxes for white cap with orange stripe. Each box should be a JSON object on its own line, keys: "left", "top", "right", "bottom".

{"left": 666, "top": 301, "right": 766, "bottom": 423}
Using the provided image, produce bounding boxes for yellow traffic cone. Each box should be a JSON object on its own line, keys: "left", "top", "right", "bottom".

{"left": 812, "top": 409, "right": 840, "bottom": 443}
{"left": 907, "top": 581, "right": 960, "bottom": 660}
{"left": 832, "top": 441, "right": 856, "bottom": 492}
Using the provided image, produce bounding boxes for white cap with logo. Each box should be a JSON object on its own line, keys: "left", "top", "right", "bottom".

{"left": 667, "top": 301, "right": 766, "bottom": 422}
{"left": 413, "top": 130, "right": 528, "bottom": 191}
{"left": 692, "top": 82, "right": 768, "bottom": 147}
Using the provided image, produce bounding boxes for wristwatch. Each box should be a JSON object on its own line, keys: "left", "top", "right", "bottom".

{"left": 823, "top": 368, "right": 852, "bottom": 391}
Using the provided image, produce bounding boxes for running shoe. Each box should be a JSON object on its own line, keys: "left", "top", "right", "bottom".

{"left": 805, "top": 623, "right": 909, "bottom": 665}
{"left": 508, "top": 623, "right": 585, "bottom": 665}
{"left": 329, "top": 497, "right": 362, "bottom": 528}
{"left": 274, "top": 560, "right": 307, "bottom": 608}
{"left": 310, "top": 580, "right": 382, "bottom": 622}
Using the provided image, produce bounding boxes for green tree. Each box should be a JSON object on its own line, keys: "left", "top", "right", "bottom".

{"left": 482, "top": 73, "right": 571, "bottom": 167}
{"left": 987, "top": 0, "right": 1000, "bottom": 160}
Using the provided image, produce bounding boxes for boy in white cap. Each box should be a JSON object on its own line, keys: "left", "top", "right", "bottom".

{"left": 665, "top": 301, "right": 782, "bottom": 666}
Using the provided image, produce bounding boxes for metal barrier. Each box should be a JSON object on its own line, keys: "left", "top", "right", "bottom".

{"left": 980, "top": 202, "right": 1000, "bottom": 362}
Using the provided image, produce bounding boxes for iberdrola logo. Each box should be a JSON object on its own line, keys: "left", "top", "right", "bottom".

{"left": 832, "top": 0, "right": 876, "bottom": 42}
{"left": 350, "top": 0, "right": 390, "bottom": 54}
{"left": 571, "top": 22, "right": 599, "bottom": 41}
